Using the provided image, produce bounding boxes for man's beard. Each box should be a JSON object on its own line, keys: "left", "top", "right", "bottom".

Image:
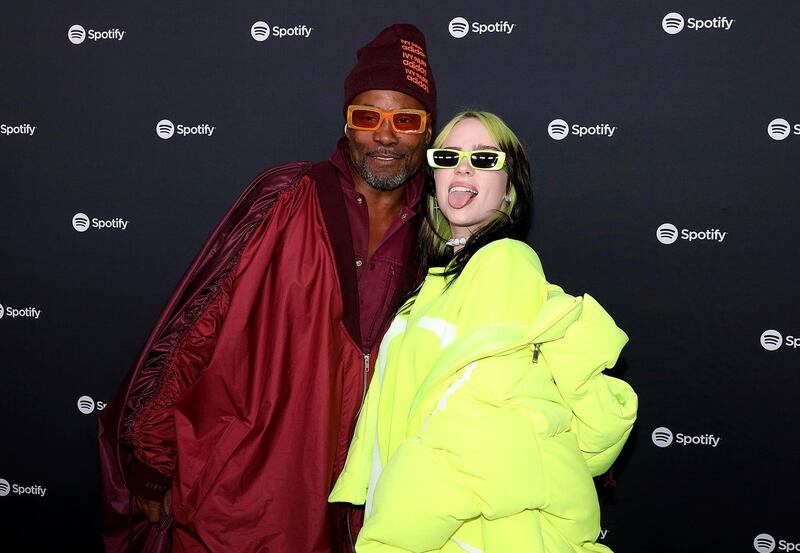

{"left": 353, "top": 149, "right": 415, "bottom": 191}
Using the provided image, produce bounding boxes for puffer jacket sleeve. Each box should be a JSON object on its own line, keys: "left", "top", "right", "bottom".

{"left": 356, "top": 351, "right": 550, "bottom": 553}
{"left": 544, "top": 293, "right": 638, "bottom": 476}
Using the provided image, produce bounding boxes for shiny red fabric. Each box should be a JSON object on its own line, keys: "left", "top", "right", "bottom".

{"left": 99, "top": 161, "right": 422, "bottom": 553}
{"left": 170, "top": 172, "right": 367, "bottom": 552}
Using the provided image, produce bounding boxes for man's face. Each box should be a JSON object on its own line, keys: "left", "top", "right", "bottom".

{"left": 346, "top": 89, "right": 432, "bottom": 192}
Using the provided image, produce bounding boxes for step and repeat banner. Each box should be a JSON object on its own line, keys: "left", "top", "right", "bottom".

{"left": 1, "top": 2, "right": 798, "bottom": 552}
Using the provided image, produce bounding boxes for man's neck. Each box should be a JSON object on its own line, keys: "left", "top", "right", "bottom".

{"left": 349, "top": 169, "right": 410, "bottom": 262}
{"left": 350, "top": 170, "right": 408, "bottom": 217}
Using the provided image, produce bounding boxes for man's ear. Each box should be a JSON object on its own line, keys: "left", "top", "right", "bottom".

{"left": 425, "top": 125, "right": 433, "bottom": 146}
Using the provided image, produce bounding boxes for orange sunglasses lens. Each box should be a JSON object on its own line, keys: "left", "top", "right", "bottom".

{"left": 350, "top": 108, "right": 424, "bottom": 132}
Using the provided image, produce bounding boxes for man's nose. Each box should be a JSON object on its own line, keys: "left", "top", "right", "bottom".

{"left": 373, "top": 117, "right": 399, "bottom": 145}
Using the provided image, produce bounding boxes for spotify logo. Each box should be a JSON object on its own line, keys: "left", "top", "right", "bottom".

{"left": 156, "top": 119, "right": 175, "bottom": 139}
{"left": 251, "top": 21, "right": 270, "bottom": 41}
{"left": 662, "top": 12, "right": 734, "bottom": 33}
{"left": 651, "top": 427, "right": 674, "bottom": 448}
{"left": 0, "top": 478, "right": 47, "bottom": 498}
{"left": 656, "top": 223, "right": 678, "bottom": 244}
{"left": 754, "top": 534, "right": 776, "bottom": 553}
{"left": 448, "top": 17, "right": 469, "bottom": 39}
{"left": 156, "top": 119, "right": 215, "bottom": 138}
{"left": 656, "top": 223, "right": 727, "bottom": 244}
{"left": 662, "top": 13, "right": 685, "bottom": 34}
{"left": 77, "top": 395, "right": 95, "bottom": 414}
{"left": 0, "top": 304, "right": 40, "bottom": 320}
{"left": 1, "top": 123, "right": 36, "bottom": 136}
{"left": 77, "top": 395, "right": 106, "bottom": 414}
{"left": 760, "top": 330, "right": 782, "bottom": 351}
{"left": 250, "top": 21, "right": 313, "bottom": 39}
{"left": 447, "top": 17, "right": 515, "bottom": 37}
{"left": 72, "top": 213, "right": 90, "bottom": 232}
{"left": 768, "top": 119, "right": 791, "bottom": 141}
{"left": 548, "top": 119, "right": 616, "bottom": 139}
{"left": 753, "top": 533, "right": 800, "bottom": 553}
{"left": 67, "top": 24, "right": 125, "bottom": 43}
{"left": 72, "top": 212, "right": 129, "bottom": 231}
{"left": 759, "top": 329, "right": 800, "bottom": 351}
{"left": 548, "top": 119, "right": 569, "bottom": 140}
{"left": 68, "top": 25, "right": 86, "bottom": 44}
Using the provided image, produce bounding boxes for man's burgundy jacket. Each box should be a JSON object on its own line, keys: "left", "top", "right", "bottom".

{"left": 98, "top": 161, "right": 420, "bottom": 553}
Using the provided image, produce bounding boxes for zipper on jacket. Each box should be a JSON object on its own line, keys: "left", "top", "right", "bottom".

{"left": 362, "top": 353, "right": 370, "bottom": 403}
{"left": 532, "top": 343, "right": 542, "bottom": 364}
{"left": 455, "top": 296, "right": 581, "bottom": 372}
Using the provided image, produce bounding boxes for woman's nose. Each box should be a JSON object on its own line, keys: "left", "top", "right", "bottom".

{"left": 455, "top": 155, "right": 473, "bottom": 175}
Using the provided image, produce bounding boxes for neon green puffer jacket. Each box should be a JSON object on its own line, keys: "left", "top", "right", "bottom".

{"left": 329, "top": 239, "right": 637, "bottom": 553}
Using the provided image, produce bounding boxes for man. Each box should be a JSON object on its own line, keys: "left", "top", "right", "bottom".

{"left": 99, "top": 23, "right": 436, "bottom": 553}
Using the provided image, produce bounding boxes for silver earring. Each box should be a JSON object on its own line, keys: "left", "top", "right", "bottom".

{"left": 504, "top": 194, "right": 511, "bottom": 202}
{"left": 344, "top": 123, "right": 348, "bottom": 135}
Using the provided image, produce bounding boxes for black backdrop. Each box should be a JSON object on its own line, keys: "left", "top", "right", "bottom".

{"left": 2, "top": 2, "right": 799, "bottom": 552}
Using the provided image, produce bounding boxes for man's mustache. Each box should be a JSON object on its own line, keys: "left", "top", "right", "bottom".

{"left": 365, "top": 149, "right": 407, "bottom": 159}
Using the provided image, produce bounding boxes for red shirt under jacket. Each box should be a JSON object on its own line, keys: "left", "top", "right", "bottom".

{"left": 329, "top": 138, "right": 423, "bottom": 351}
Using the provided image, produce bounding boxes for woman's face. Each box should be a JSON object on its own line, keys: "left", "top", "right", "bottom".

{"left": 434, "top": 118, "right": 509, "bottom": 239}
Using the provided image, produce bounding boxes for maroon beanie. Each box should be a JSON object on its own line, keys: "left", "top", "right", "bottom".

{"left": 344, "top": 23, "right": 437, "bottom": 120}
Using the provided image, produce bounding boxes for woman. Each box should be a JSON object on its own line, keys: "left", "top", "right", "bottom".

{"left": 330, "top": 111, "right": 637, "bottom": 553}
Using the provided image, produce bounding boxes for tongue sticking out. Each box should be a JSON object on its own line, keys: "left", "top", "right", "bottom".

{"left": 448, "top": 190, "right": 475, "bottom": 209}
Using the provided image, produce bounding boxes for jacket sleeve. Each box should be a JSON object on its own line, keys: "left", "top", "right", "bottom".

{"left": 545, "top": 294, "right": 638, "bottom": 476}
{"left": 126, "top": 277, "right": 234, "bottom": 498}
{"left": 120, "top": 164, "right": 308, "bottom": 498}
{"left": 356, "top": 352, "right": 549, "bottom": 553}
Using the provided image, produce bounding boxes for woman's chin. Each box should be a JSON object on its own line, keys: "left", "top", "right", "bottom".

{"left": 446, "top": 216, "right": 490, "bottom": 234}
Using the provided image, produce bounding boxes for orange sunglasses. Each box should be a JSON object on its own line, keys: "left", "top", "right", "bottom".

{"left": 346, "top": 105, "right": 429, "bottom": 134}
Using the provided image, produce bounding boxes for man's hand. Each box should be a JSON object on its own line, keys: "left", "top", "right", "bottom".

{"left": 136, "top": 490, "right": 172, "bottom": 523}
